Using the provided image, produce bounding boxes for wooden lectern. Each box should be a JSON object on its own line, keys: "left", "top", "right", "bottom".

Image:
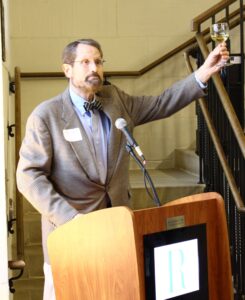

{"left": 47, "top": 192, "right": 233, "bottom": 300}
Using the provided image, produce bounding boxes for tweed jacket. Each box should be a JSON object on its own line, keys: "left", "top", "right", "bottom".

{"left": 16, "top": 73, "right": 205, "bottom": 262}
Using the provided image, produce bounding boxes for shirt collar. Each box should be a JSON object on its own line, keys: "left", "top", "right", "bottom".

{"left": 69, "top": 88, "right": 88, "bottom": 116}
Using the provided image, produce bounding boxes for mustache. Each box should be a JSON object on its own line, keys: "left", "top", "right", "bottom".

{"left": 85, "top": 72, "right": 102, "bottom": 82}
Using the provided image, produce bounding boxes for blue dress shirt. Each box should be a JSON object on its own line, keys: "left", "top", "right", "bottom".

{"left": 69, "top": 88, "right": 110, "bottom": 184}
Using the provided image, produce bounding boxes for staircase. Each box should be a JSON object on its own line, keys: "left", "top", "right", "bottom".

{"left": 12, "top": 149, "right": 204, "bottom": 300}
{"left": 130, "top": 149, "right": 205, "bottom": 209}
{"left": 12, "top": 203, "right": 43, "bottom": 300}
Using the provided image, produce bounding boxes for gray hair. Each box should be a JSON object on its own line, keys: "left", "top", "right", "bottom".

{"left": 62, "top": 39, "right": 103, "bottom": 64}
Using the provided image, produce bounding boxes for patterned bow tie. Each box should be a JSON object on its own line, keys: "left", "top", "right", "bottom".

{"left": 83, "top": 99, "right": 103, "bottom": 112}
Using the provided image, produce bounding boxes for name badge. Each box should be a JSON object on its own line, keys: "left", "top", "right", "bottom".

{"left": 63, "top": 128, "right": 83, "bottom": 142}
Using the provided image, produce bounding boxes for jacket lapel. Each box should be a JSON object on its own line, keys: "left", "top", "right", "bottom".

{"left": 97, "top": 94, "right": 124, "bottom": 184}
{"left": 60, "top": 88, "right": 125, "bottom": 185}
{"left": 61, "top": 89, "right": 101, "bottom": 183}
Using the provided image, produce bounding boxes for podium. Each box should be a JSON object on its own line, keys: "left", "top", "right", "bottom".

{"left": 47, "top": 192, "right": 233, "bottom": 300}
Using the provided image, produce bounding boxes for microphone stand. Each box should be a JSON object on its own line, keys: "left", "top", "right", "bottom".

{"left": 126, "top": 143, "right": 161, "bottom": 207}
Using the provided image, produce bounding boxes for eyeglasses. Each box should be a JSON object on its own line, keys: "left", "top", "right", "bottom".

{"left": 71, "top": 58, "right": 105, "bottom": 67}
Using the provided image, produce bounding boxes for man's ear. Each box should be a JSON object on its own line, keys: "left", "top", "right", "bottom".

{"left": 62, "top": 64, "right": 72, "bottom": 78}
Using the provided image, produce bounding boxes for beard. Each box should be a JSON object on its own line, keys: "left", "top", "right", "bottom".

{"left": 70, "top": 72, "right": 103, "bottom": 99}
{"left": 85, "top": 72, "right": 103, "bottom": 88}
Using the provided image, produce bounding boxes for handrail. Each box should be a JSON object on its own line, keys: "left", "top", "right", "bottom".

{"left": 184, "top": 50, "right": 245, "bottom": 212}
{"left": 20, "top": 37, "right": 198, "bottom": 79}
{"left": 196, "top": 33, "right": 245, "bottom": 158}
{"left": 8, "top": 259, "right": 25, "bottom": 293}
{"left": 191, "top": 0, "right": 237, "bottom": 31}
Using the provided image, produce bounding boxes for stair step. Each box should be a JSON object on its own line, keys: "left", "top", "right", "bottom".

{"left": 21, "top": 244, "right": 43, "bottom": 278}
{"left": 175, "top": 149, "right": 199, "bottom": 175}
{"left": 130, "top": 168, "right": 205, "bottom": 209}
{"left": 12, "top": 277, "right": 44, "bottom": 300}
{"left": 23, "top": 213, "right": 42, "bottom": 245}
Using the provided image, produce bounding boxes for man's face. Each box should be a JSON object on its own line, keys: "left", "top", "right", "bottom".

{"left": 62, "top": 43, "right": 104, "bottom": 99}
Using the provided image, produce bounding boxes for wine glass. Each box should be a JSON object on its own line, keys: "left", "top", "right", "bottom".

{"left": 210, "top": 22, "right": 229, "bottom": 43}
{"left": 210, "top": 22, "right": 238, "bottom": 66}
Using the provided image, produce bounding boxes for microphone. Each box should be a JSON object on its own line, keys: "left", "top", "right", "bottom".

{"left": 115, "top": 118, "right": 146, "bottom": 164}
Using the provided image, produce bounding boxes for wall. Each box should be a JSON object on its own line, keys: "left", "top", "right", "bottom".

{"left": 0, "top": 66, "right": 10, "bottom": 300}
{"left": 10, "top": 0, "right": 217, "bottom": 72}
{"left": 0, "top": 0, "right": 11, "bottom": 298}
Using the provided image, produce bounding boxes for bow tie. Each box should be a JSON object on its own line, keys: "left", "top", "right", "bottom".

{"left": 83, "top": 99, "right": 103, "bottom": 112}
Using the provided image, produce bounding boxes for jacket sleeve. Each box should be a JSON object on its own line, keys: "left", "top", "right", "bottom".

{"left": 115, "top": 73, "right": 206, "bottom": 126}
{"left": 16, "top": 112, "right": 79, "bottom": 227}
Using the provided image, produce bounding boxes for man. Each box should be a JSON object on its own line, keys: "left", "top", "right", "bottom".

{"left": 16, "top": 38, "right": 228, "bottom": 299}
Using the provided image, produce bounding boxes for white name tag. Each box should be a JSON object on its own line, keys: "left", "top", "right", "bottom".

{"left": 63, "top": 128, "right": 83, "bottom": 142}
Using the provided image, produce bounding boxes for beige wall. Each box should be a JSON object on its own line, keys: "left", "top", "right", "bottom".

{"left": 10, "top": 0, "right": 217, "bottom": 72}
{"left": 10, "top": 0, "right": 218, "bottom": 169}
{"left": 0, "top": 65, "right": 10, "bottom": 300}
{"left": 0, "top": 0, "right": 11, "bottom": 298}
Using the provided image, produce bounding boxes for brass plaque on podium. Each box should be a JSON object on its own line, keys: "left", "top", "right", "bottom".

{"left": 166, "top": 215, "right": 185, "bottom": 230}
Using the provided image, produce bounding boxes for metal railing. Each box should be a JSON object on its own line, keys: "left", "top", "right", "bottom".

{"left": 184, "top": 40, "right": 245, "bottom": 213}
{"left": 185, "top": 0, "right": 245, "bottom": 298}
